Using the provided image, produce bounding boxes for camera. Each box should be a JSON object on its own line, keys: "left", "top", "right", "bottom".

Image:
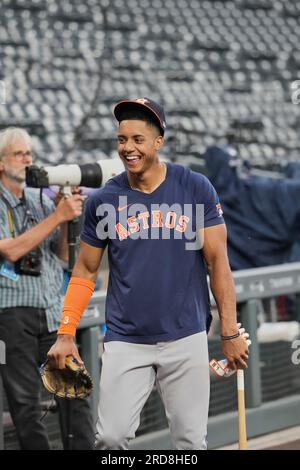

{"left": 15, "top": 248, "right": 42, "bottom": 277}
{"left": 26, "top": 158, "right": 124, "bottom": 188}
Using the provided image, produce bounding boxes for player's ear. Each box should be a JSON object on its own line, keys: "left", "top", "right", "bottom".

{"left": 154, "top": 135, "right": 164, "bottom": 150}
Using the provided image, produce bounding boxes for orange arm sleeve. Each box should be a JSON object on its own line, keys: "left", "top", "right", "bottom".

{"left": 57, "top": 277, "right": 95, "bottom": 337}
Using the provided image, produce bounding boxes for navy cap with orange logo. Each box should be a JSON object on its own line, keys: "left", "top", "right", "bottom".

{"left": 113, "top": 97, "right": 167, "bottom": 136}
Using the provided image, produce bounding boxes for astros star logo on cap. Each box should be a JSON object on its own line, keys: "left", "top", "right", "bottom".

{"left": 135, "top": 98, "right": 149, "bottom": 105}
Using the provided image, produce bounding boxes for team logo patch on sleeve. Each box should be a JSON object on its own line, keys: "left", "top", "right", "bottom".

{"left": 216, "top": 203, "right": 223, "bottom": 217}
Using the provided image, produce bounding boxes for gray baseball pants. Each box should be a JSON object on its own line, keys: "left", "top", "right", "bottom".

{"left": 95, "top": 331, "right": 210, "bottom": 450}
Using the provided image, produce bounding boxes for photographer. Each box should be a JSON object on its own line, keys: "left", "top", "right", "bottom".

{"left": 0, "top": 127, "right": 94, "bottom": 450}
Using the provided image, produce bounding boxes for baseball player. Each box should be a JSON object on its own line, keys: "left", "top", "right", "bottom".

{"left": 47, "top": 98, "right": 249, "bottom": 450}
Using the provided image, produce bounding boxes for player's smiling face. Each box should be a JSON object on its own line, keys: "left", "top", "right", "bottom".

{"left": 117, "top": 120, "right": 163, "bottom": 174}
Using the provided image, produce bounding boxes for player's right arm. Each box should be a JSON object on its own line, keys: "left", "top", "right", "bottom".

{"left": 72, "top": 240, "right": 105, "bottom": 282}
{"left": 47, "top": 241, "right": 105, "bottom": 369}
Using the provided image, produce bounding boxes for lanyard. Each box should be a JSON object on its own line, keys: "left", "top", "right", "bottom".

{"left": 6, "top": 205, "right": 15, "bottom": 237}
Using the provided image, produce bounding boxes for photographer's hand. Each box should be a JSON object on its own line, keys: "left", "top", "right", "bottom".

{"left": 54, "top": 186, "right": 82, "bottom": 206}
{"left": 55, "top": 194, "right": 85, "bottom": 223}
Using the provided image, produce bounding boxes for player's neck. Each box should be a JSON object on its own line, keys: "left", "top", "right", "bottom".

{"left": 128, "top": 161, "right": 167, "bottom": 194}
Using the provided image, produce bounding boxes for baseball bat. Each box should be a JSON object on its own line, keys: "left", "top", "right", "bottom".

{"left": 237, "top": 369, "right": 247, "bottom": 450}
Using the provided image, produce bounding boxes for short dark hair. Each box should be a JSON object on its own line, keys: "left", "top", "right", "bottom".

{"left": 117, "top": 109, "right": 162, "bottom": 136}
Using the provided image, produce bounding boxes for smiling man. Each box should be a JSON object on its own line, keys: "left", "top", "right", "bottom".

{"left": 115, "top": 98, "right": 166, "bottom": 189}
{"left": 48, "top": 98, "right": 249, "bottom": 450}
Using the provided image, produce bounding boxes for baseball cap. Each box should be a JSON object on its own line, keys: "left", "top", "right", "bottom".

{"left": 113, "top": 97, "right": 166, "bottom": 136}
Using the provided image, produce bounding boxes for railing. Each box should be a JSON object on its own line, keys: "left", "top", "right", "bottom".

{"left": 230, "top": 262, "right": 300, "bottom": 410}
{"left": 1, "top": 262, "right": 300, "bottom": 449}
{"left": 77, "top": 294, "right": 106, "bottom": 421}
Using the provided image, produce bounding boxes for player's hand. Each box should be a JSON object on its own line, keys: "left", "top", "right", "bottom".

{"left": 55, "top": 193, "right": 85, "bottom": 223}
{"left": 221, "top": 323, "right": 249, "bottom": 370}
{"left": 47, "top": 335, "right": 83, "bottom": 369}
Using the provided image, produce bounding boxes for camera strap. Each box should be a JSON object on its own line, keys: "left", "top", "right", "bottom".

{"left": 7, "top": 207, "right": 15, "bottom": 237}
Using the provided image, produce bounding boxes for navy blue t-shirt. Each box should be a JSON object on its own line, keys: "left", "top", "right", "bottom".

{"left": 81, "top": 162, "right": 224, "bottom": 343}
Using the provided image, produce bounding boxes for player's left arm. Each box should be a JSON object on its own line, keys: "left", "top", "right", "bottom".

{"left": 202, "top": 224, "right": 236, "bottom": 335}
{"left": 202, "top": 223, "right": 249, "bottom": 369}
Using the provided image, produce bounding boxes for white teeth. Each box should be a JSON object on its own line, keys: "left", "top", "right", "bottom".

{"left": 126, "top": 156, "right": 140, "bottom": 161}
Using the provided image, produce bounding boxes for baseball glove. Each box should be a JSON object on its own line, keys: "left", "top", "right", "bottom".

{"left": 40, "top": 355, "right": 93, "bottom": 399}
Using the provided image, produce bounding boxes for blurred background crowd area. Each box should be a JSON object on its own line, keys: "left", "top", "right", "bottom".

{"left": 0, "top": 0, "right": 299, "bottom": 168}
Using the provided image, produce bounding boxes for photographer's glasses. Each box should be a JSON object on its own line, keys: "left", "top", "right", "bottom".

{"left": 5, "top": 150, "right": 33, "bottom": 159}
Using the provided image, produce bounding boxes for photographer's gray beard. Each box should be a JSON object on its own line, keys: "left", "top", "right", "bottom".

{"left": 4, "top": 168, "right": 26, "bottom": 185}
